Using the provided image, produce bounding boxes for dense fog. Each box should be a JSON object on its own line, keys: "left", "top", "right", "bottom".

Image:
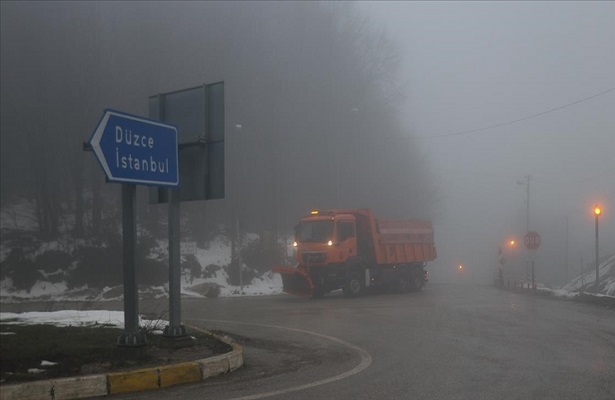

{"left": 1, "top": 1, "right": 613, "bottom": 288}
{"left": 360, "top": 2, "right": 614, "bottom": 285}
{"left": 1, "top": 2, "right": 433, "bottom": 224}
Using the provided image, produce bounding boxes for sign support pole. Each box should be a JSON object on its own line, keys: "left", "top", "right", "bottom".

{"left": 531, "top": 260, "right": 535, "bottom": 290}
{"left": 164, "top": 187, "right": 186, "bottom": 338}
{"left": 117, "top": 184, "right": 147, "bottom": 347}
{"left": 595, "top": 213, "right": 599, "bottom": 291}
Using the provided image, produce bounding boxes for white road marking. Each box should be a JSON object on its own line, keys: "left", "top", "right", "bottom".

{"left": 187, "top": 319, "right": 372, "bottom": 400}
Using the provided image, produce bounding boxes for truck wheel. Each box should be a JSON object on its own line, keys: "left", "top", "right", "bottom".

{"left": 343, "top": 273, "right": 364, "bottom": 297}
{"left": 409, "top": 269, "right": 423, "bottom": 292}
{"left": 396, "top": 267, "right": 410, "bottom": 293}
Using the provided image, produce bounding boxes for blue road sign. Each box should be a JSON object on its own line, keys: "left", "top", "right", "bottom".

{"left": 88, "top": 109, "right": 179, "bottom": 187}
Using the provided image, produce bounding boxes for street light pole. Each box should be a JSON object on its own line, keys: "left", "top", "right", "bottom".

{"left": 509, "top": 240, "right": 516, "bottom": 288}
{"left": 594, "top": 205, "right": 601, "bottom": 291}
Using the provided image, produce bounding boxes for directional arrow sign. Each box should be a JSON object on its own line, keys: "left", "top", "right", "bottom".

{"left": 88, "top": 109, "right": 179, "bottom": 187}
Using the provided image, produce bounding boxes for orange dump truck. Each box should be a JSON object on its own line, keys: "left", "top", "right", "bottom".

{"left": 273, "top": 209, "right": 436, "bottom": 298}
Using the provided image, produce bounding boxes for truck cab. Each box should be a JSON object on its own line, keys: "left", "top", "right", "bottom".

{"left": 294, "top": 212, "right": 358, "bottom": 267}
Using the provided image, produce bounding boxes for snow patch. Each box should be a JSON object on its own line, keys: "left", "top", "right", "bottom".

{"left": 561, "top": 254, "right": 615, "bottom": 296}
{"left": 2, "top": 280, "right": 69, "bottom": 299}
{"left": 0, "top": 310, "right": 165, "bottom": 329}
{"left": 193, "top": 237, "right": 232, "bottom": 268}
{"left": 40, "top": 360, "right": 58, "bottom": 367}
{"left": 27, "top": 368, "right": 45, "bottom": 374}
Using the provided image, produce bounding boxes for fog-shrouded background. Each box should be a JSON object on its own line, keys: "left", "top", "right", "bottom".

{"left": 1, "top": 1, "right": 613, "bottom": 288}
{"left": 361, "top": 1, "right": 614, "bottom": 285}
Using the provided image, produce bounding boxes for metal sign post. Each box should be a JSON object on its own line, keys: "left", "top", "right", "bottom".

{"left": 164, "top": 188, "right": 186, "bottom": 338}
{"left": 528, "top": 250, "right": 536, "bottom": 290}
{"left": 117, "top": 184, "right": 147, "bottom": 346}
{"left": 148, "top": 82, "right": 225, "bottom": 342}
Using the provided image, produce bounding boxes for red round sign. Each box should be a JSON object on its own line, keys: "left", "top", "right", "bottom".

{"left": 524, "top": 231, "right": 541, "bottom": 250}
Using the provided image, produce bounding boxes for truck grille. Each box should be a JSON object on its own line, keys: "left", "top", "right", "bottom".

{"left": 302, "top": 252, "right": 327, "bottom": 264}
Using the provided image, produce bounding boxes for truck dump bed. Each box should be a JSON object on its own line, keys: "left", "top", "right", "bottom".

{"left": 374, "top": 219, "right": 436, "bottom": 265}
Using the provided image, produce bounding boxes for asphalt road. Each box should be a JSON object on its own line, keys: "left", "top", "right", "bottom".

{"left": 4, "top": 284, "right": 613, "bottom": 399}
{"left": 104, "top": 283, "right": 615, "bottom": 400}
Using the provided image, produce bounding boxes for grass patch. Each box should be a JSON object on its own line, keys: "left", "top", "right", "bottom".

{"left": 0, "top": 324, "right": 231, "bottom": 384}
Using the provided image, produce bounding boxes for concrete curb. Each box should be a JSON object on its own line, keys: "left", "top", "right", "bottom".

{"left": 0, "top": 332, "right": 243, "bottom": 400}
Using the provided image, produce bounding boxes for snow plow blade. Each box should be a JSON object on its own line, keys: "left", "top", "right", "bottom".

{"left": 272, "top": 265, "right": 315, "bottom": 298}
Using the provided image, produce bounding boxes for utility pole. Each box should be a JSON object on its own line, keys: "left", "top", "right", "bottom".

{"left": 518, "top": 175, "right": 531, "bottom": 285}
{"left": 525, "top": 175, "right": 530, "bottom": 234}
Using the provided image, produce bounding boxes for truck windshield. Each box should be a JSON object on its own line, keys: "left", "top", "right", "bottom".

{"left": 296, "top": 220, "right": 334, "bottom": 243}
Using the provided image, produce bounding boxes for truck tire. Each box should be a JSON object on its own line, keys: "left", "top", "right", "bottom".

{"left": 396, "top": 266, "right": 410, "bottom": 293}
{"left": 343, "top": 272, "right": 364, "bottom": 297}
{"left": 409, "top": 268, "right": 424, "bottom": 292}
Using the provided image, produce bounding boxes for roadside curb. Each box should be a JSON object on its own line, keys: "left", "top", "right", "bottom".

{"left": 0, "top": 331, "right": 243, "bottom": 400}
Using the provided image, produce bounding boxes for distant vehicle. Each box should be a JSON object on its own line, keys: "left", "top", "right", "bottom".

{"left": 273, "top": 208, "right": 437, "bottom": 298}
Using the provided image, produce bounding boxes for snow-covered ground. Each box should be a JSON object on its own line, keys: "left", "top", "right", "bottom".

{"left": 179, "top": 237, "right": 284, "bottom": 298}
{"left": 0, "top": 199, "right": 285, "bottom": 302}
{"left": 0, "top": 236, "right": 284, "bottom": 302}
{"left": 1, "top": 310, "right": 138, "bottom": 328}
{"left": 527, "top": 254, "right": 615, "bottom": 299}
{"left": 561, "top": 253, "right": 615, "bottom": 296}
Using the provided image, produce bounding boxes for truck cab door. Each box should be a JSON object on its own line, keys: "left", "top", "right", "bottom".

{"left": 335, "top": 221, "right": 357, "bottom": 263}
